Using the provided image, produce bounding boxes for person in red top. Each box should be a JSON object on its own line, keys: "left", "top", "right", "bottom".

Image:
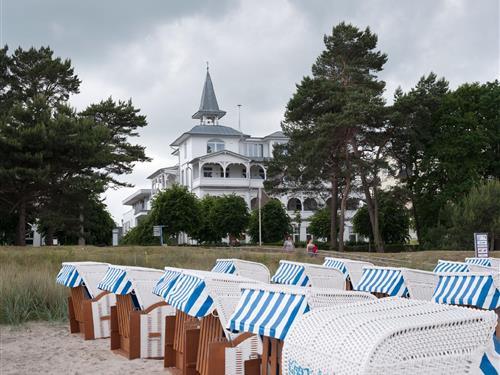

{"left": 306, "top": 239, "right": 318, "bottom": 257}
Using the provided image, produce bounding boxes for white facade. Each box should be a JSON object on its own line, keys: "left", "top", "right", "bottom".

{"left": 121, "top": 69, "right": 360, "bottom": 242}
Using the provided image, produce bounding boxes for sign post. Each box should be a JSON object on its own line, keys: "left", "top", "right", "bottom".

{"left": 474, "top": 232, "right": 489, "bottom": 258}
{"left": 153, "top": 225, "right": 165, "bottom": 246}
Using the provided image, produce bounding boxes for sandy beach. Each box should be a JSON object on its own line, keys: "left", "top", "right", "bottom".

{"left": 0, "top": 322, "right": 178, "bottom": 375}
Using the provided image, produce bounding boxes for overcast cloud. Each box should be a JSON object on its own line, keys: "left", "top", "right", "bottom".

{"left": 3, "top": 0, "right": 499, "bottom": 223}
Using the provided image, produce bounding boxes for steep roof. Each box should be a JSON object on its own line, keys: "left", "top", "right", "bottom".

{"left": 264, "top": 130, "right": 287, "bottom": 138}
{"left": 192, "top": 70, "right": 226, "bottom": 121}
{"left": 170, "top": 125, "right": 248, "bottom": 146}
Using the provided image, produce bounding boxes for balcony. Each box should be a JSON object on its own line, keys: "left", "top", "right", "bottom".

{"left": 192, "top": 177, "right": 264, "bottom": 189}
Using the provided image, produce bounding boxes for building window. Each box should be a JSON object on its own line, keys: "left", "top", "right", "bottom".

{"left": 245, "top": 143, "right": 263, "bottom": 157}
{"left": 287, "top": 198, "right": 302, "bottom": 211}
{"left": 184, "top": 144, "right": 187, "bottom": 159}
{"left": 203, "top": 166, "right": 213, "bottom": 177}
{"left": 207, "top": 139, "right": 225, "bottom": 153}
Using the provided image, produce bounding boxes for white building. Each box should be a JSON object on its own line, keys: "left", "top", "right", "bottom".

{"left": 122, "top": 69, "right": 361, "bottom": 242}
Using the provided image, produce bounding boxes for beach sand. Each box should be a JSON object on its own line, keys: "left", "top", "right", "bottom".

{"left": 0, "top": 322, "right": 179, "bottom": 374}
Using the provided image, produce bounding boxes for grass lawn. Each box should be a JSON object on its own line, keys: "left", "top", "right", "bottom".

{"left": 0, "top": 245, "right": 496, "bottom": 325}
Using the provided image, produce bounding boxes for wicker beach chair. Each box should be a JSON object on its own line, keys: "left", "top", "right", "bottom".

{"left": 56, "top": 261, "right": 116, "bottom": 339}
{"left": 432, "top": 270, "right": 500, "bottom": 373}
{"left": 466, "top": 257, "right": 500, "bottom": 269}
{"left": 282, "top": 298, "right": 498, "bottom": 375}
{"left": 97, "top": 265, "right": 174, "bottom": 359}
{"left": 211, "top": 258, "right": 271, "bottom": 283}
{"left": 323, "top": 257, "right": 374, "bottom": 290}
{"left": 271, "top": 260, "right": 345, "bottom": 289}
{"left": 356, "top": 265, "right": 438, "bottom": 300}
{"left": 161, "top": 270, "right": 262, "bottom": 375}
{"left": 227, "top": 283, "right": 377, "bottom": 375}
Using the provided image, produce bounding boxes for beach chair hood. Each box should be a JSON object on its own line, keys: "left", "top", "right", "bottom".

{"left": 211, "top": 258, "right": 271, "bottom": 283}
{"left": 56, "top": 261, "right": 110, "bottom": 298}
{"left": 97, "top": 265, "right": 164, "bottom": 310}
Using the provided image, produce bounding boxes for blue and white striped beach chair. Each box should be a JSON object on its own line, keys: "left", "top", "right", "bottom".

{"left": 97, "top": 265, "right": 173, "bottom": 359}
{"left": 56, "top": 262, "right": 115, "bottom": 339}
{"left": 432, "top": 271, "right": 500, "bottom": 374}
{"left": 271, "top": 260, "right": 345, "bottom": 289}
{"left": 356, "top": 266, "right": 438, "bottom": 300}
{"left": 227, "top": 283, "right": 376, "bottom": 375}
{"left": 211, "top": 258, "right": 270, "bottom": 283}
{"left": 323, "top": 257, "right": 374, "bottom": 289}
{"left": 159, "top": 269, "right": 262, "bottom": 375}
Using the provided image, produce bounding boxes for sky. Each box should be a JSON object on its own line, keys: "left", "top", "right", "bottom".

{"left": 2, "top": 0, "right": 499, "bottom": 224}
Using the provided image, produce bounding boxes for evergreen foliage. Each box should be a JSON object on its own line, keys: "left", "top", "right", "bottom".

{"left": 248, "top": 199, "right": 291, "bottom": 243}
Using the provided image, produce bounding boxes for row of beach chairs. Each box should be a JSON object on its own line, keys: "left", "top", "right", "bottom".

{"left": 56, "top": 256, "right": 499, "bottom": 374}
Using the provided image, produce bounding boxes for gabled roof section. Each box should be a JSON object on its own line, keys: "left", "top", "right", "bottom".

{"left": 147, "top": 166, "right": 178, "bottom": 180}
{"left": 264, "top": 130, "right": 287, "bottom": 139}
{"left": 190, "top": 149, "right": 251, "bottom": 164}
{"left": 192, "top": 69, "right": 226, "bottom": 121}
{"left": 170, "top": 125, "right": 248, "bottom": 146}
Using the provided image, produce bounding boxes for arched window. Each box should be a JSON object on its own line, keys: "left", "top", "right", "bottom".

{"left": 287, "top": 198, "right": 302, "bottom": 211}
{"left": 303, "top": 198, "right": 318, "bottom": 211}
{"left": 207, "top": 139, "right": 225, "bottom": 153}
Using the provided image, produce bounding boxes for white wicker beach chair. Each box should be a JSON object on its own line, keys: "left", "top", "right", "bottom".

{"left": 323, "top": 257, "right": 374, "bottom": 289}
{"left": 212, "top": 258, "right": 271, "bottom": 283}
{"left": 356, "top": 265, "right": 438, "bottom": 300}
{"left": 271, "top": 260, "right": 345, "bottom": 289}
{"left": 161, "top": 270, "right": 262, "bottom": 375}
{"left": 97, "top": 265, "right": 174, "bottom": 359}
{"left": 466, "top": 257, "right": 500, "bottom": 269}
{"left": 226, "top": 283, "right": 378, "bottom": 375}
{"left": 282, "top": 298, "right": 497, "bottom": 375}
{"left": 56, "top": 261, "right": 116, "bottom": 339}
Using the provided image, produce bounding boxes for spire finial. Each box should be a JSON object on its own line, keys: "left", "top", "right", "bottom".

{"left": 206, "top": 61, "right": 209, "bottom": 72}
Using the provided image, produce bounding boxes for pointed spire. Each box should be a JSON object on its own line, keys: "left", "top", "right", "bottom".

{"left": 192, "top": 65, "right": 226, "bottom": 124}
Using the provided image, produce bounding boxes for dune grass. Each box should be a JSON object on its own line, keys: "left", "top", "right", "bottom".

{"left": 0, "top": 245, "right": 495, "bottom": 325}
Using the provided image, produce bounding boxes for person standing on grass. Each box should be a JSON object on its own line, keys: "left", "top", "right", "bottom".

{"left": 283, "top": 235, "right": 294, "bottom": 251}
{"left": 306, "top": 238, "right": 318, "bottom": 257}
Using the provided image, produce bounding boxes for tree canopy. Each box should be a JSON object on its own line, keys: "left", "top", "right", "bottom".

{"left": 0, "top": 46, "right": 149, "bottom": 245}
{"left": 248, "top": 199, "right": 291, "bottom": 243}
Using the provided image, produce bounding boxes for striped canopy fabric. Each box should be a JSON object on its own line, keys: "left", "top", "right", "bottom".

{"left": 227, "top": 287, "right": 309, "bottom": 340}
{"left": 271, "top": 262, "right": 309, "bottom": 286}
{"left": 322, "top": 258, "right": 348, "bottom": 278}
{"left": 432, "top": 273, "right": 500, "bottom": 310}
{"left": 56, "top": 264, "right": 83, "bottom": 288}
{"left": 211, "top": 260, "right": 237, "bottom": 274}
{"left": 480, "top": 337, "right": 499, "bottom": 374}
{"left": 164, "top": 273, "right": 214, "bottom": 318}
{"left": 355, "top": 267, "right": 409, "bottom": 297}
{"left": 433, "top": 260, "right": 470, "bottom": 273}
{"left": 97, "top": 266, "right": 132, "bottom": 295}
{"left": 152, "top": 269, "right": 182, "bottom": 298}
{"left": 465, "top": 258, "right": 492, "bottom": 267}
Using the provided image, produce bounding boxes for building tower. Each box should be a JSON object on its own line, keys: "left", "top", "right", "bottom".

{"left": 192, "top": 65, "right": 226, "bottom": 125}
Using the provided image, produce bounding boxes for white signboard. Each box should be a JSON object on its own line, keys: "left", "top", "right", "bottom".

{"left": 474, "top": 233, "right": 489, "bottom": 258}
{"left": 153, "top": 226, "right": 162, "bottom": 237}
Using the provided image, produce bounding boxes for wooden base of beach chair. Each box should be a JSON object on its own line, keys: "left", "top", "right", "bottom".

{"left": 111, "top": 294, "right": 168, "bottom": 360}
{"left": 68, "top": 286, "right": 90, "bottom": 336}
{"left": 196, "top": 314, "right": 224, "bottom": 375}
{"left": 244, "top": 358, "right": 262, "bottom": 375}
{"left": 207, "top": 332, "right": 257, "bottom": 375}
{"left": 170, "top": 310, "right": 199, "bottom": 371}
{"left": 261, "top": 337, "right": 283, "bottom": 375}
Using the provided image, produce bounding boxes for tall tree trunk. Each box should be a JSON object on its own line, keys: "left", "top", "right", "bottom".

{"left": 78, "top": 209, "right": 85, "bottom": 246}
{"left": 45, "top": 226, "right": 54, "bottom": 246}
{"left": 15, "top": 199, "right": 27, "bottom": 246}
{"left": 330, "top": 174, "right": 339, "bottom": 250}
{"left": 352, "top": 142, "right": 384, "bottom": 252}
{"left": 338, "top": 174, "right": 351, "bottom": 252}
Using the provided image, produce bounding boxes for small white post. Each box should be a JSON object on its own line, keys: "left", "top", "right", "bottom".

{"left": 258, "top": 187, "right": 262, "bottom": 246}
